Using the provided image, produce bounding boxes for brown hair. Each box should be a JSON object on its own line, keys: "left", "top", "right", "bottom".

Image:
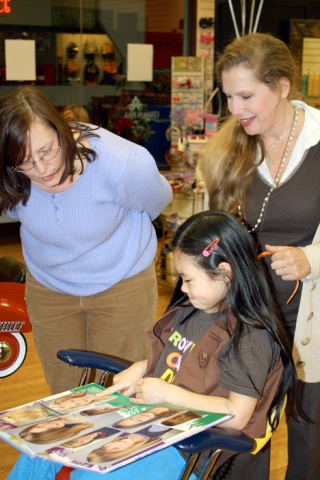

{"left": 49, "top": 391, "right": 87, "bottom": 411}
{"left": 80, "top": 406, "right": 119, "bottom": 416}
{"left": 19, "top": 418, "right": 94, "bottom": 444}
{"left": 87, "top": 434, "right": 161, "bottom": 463}
{"left": 200, "top": 32, "right": 301, "bottom": 217}
{"left": 111, "top": 407, "right": 177, "bottom": 429}
{"left": 61, "top": 432, "right": 100, "bottom": 449}
{"left": 161, "top": 410, "right": 202, "bottom": 426}
{"left": 0, "top": 86, "right": 98, "bottom": 213}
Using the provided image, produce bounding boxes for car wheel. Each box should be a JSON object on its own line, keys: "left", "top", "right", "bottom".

{"left": 0, "top": 332, "right": 27, "bottom": 377}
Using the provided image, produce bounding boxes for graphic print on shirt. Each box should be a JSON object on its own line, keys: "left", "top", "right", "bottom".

{"left": 159, "top": 328, "right": 196, "bottom": 383}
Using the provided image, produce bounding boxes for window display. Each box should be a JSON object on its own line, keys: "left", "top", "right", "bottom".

{"left": 56, "top": 33, "right": 123, "bottom": 87}
{"left": 64, "top": 41, "right": 81, "bottom": 85}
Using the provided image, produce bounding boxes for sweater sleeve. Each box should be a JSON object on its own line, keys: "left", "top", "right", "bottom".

{"left": 300, "top": 242, "right": 320, "bottom": 281}
{"left": 117, "top": 143, "right": 173, "bottom": 219}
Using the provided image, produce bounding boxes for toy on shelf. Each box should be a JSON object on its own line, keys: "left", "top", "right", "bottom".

{"left": 64, "top": 42, "right": 81, "bottom": 86}
{"left": 83, "top": 36, "right": 100, "bottom": 86}
{"left": 100, "top": 43, "right": 123, "bottom": 85}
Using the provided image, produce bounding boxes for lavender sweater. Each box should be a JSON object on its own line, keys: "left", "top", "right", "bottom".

{"left": 7, "top": 128, "right": 172, "bottom": 295}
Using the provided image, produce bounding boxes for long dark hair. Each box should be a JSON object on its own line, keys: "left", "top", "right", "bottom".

{"left": 170, "top": 210, "right": 296, "bottom": 430}
{"left": 0, "top": 85, "right": 99, "bottom": 213}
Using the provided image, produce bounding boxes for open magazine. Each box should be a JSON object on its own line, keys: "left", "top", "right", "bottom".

{"left": 0, "top": 383, "right": 232, "bottom": 474}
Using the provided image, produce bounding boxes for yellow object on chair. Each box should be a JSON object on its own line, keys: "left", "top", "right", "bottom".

{"left": 251, "top": 395, "right": 287, "bottom": 454}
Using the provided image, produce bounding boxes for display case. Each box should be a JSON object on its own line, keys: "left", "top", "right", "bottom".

{"left": 156, "top": 172, "right": 205, "bottom": 287}
{"left": 171, "top": 56, "right": 210, "bottom": 133}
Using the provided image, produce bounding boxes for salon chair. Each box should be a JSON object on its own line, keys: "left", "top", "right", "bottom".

{"left": 57, "top": 349, "right": 277, "bottom": 480}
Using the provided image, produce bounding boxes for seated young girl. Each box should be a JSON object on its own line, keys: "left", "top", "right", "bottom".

{"left": 8, "top": 211, "right": 296, "bottom": 480}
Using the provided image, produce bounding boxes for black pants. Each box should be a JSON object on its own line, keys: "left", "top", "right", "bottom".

{"left": 285, "top": 380, "right": 320, "bottom": 480}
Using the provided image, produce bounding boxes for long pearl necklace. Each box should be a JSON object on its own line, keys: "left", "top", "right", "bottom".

{"left": 264, "top": 129, "right": 288, "bottom": 166}
{"left": 240, "top": 106, "right": 298, "bottom": 233}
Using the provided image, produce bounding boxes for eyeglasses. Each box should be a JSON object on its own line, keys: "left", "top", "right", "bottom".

{"left": 14, "top": 147, "right": 61, "bottom": 173}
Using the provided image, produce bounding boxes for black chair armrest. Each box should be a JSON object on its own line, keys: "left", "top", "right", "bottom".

{"left": 174, "top": 427, "right": 254, "bottom": 455}
{"left": 57, "top": 349, "right": 132, "bottom": 375}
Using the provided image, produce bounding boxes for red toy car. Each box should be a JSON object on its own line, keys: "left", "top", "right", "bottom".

{"left": 0, "top": 256, "right": 31, "bottom": 378}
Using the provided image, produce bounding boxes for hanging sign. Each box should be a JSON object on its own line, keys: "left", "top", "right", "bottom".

{"left": 0, "top": 0, "right": 11, "bottom": 14}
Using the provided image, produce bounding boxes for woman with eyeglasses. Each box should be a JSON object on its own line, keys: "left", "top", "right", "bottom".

{"left": 0, "top": 86, "right": 172, "bottom": 395}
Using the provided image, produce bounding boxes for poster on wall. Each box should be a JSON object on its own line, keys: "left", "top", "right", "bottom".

{"left": 5, "top": 39, "right": 36, "bottom": 81}
{"left": 127, "top": 44, "right": 153, "bottom": 82}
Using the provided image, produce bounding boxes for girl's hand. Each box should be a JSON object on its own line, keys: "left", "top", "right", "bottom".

{"left": 130, "top": 378, "right": 170, "bottom": 405}
{"left": 100, "top": 360, "right": 147, "bottom": 398}
{"left": 93, "top": 390, "right": 113, "bottom": 400}
{"left": 130, "top": 382, "right": 257, "bottom": 431}
{"left": 265, "top": 244, "right": 311, "bottom": 280}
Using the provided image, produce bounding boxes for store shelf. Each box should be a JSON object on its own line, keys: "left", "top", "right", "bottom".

{"left": 156, "top": 173, "right": 205, "bottom": 288}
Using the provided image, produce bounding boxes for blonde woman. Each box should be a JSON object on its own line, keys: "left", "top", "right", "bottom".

{"left": 111, "top": 406, "right": 177, "bottom": 429}
{"left": 200, "top": 32, "right": 320, "bottom": 479}
{"left": 49, "top": 389, "right": 112, "bottom": 411}
{"left": 61, "top": 427, "right": 117, "bottom": 449}
{"left": 80, "top": 405, "right": 119, "bottom": 416}
{"left": 87, "top": 433, "right": 162, "bottom": 464}
{"left": 19, "top": 415, "right": 94, "bottom": 444}
{"left": 1, "top": 407, "right": 49, "bottom": 426}
{"left": 62, "top": 105, "right": 90, "bottom": 123}
{"left": 161, "top": 410, "right": 202, "bottom": 426}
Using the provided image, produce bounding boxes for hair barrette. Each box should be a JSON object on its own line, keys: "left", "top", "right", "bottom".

{"left": 202, "top": 238, "right": 220, "bottom": 257}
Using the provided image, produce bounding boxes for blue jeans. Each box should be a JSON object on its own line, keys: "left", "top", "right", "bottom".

{"left": 7, "top": 446, "right": 197, "bottom": 480}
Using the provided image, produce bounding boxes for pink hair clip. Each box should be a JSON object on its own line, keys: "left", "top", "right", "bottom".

{"left": 202, "top": 238, "right": 220, "bottom": 257}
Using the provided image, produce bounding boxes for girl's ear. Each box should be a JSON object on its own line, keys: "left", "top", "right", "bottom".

{"left": 218, "top": 262, "right": 232, "bottom": 284}
{"left": 218, "top": 262, "right": 232, "bottom": 274}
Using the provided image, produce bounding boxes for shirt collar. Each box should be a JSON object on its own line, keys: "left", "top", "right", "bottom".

{"left": 258, "top": 100, "right": 320, "bottom": 184}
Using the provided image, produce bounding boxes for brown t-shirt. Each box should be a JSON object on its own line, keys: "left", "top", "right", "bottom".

{"left": 153, "top": 307, "right": 278, "bottom": 399}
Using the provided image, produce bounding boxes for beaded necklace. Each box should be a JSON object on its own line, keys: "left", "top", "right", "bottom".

{"left": 264, "top": 128, "right": 288, "bottom": 166}
{"left": 240, "top": 106, "right": 298, "bottom": 233}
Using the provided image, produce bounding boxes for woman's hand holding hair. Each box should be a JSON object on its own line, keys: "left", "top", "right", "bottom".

{"left": 101, "top": 360, "right": 148, "bottom": 397}
{"left": 266, "top": 244, "right": 311, "bottom": 280}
